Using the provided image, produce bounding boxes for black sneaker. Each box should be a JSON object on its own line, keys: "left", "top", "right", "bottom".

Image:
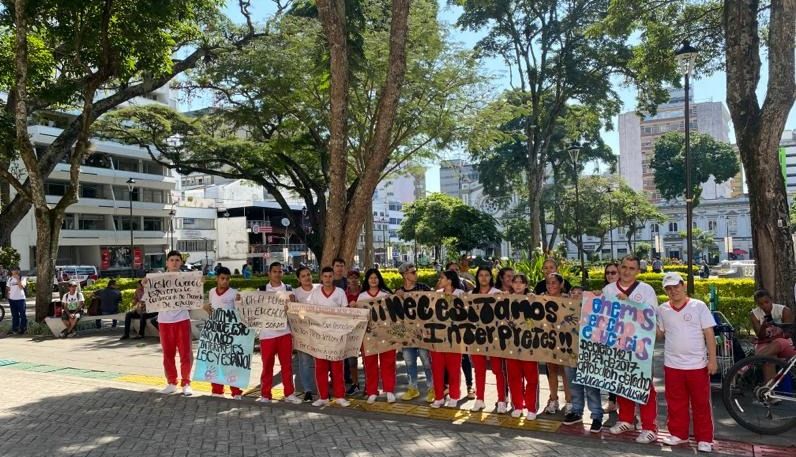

{"left": 119, "top": 335, "right": 130, "bottom": 340}
{"left": 590, "top": 419, "right": 603, "bottom": 433}
{"left": 346, "top": 384, "right": 360, "bottom": 395}
{"left": 562, "top": 413, "right": 583, "bottom": 425}
{"left": 303, "top": 392, "right": 313, "bottom": 403}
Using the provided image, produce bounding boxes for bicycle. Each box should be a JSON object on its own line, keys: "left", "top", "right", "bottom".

{"left": 721, "top": 330, "right": 796, "bottom": 435}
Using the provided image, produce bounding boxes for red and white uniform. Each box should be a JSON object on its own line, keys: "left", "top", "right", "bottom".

{"left": 430, "top": 288, "right": 465, "bottom": 401}
{"left": 471, "top": 288, "right": 507, "bottom": 403}
{"left": 259, "top": 282, "right": 295, "bottom": 399}
{"left": 309, "top": 286, "right": 348, "bottom": 400}
{"left": 658, "top": 298, "right": 716, "bottom": 443}
{"left": 359, "top": 289, "right": 397, "bottom": 396}
{"left": 602, "top": 281, "right": 659, "bottom": 431}
{"left": 158, "top": 297, "right": 192, "bottom": 387}
{"left": 209, "top": 287, "right": 243, "bottom": 396}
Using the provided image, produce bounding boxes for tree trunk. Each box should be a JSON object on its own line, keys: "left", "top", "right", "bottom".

{"left": 527, "top": 167, "right": 544, "bottom": 257}
{"left": 33, "top": 208, "right": 65, "bottom": 321}
{"left": 0, "top": 195, "right": 30, "bottom": 247}
{"left": 363, "top": 200, "right": 374, "bottom": 267}
{"left": 724, "top": 0, "right": 796, "bottom": 307}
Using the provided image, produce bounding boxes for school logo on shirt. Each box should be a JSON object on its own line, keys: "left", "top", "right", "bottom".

{"left": 632, "top": 292, "right": 642, "bottom": 302}
{"left": 683, "top": 313, "right": 693, "bottom": 322}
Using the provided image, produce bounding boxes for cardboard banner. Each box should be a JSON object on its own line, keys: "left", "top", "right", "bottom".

{"left": 287, "top": 303, "right": 369, "bottom": 361}
{"left": 194, "top": 308, "right": 256, "bottom": 388}
{"left": 573, "top": 292, "right": 657, "bottom": 404}
{"left": 141, "top": 271, "right": 204, "bottom": 313}
{"left": 356, "top": 293, "right": 580, "bottom": 366}
{"left": 235, "top": 291, "right": 289, "bottom": 332}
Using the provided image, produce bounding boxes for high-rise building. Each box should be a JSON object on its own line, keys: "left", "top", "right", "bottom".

{"left": 780, "top": 129, "right": 796, "bottom": 197}
{"left": 619, "top": 88, "right": 734, "bottom": 201}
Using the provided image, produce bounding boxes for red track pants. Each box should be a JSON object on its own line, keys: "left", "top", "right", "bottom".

{"left": 260, "top": 334, "right": 295, "bottom": 399}
{"left": 315, "top": 358, "right": 345, "bottom": 400}
{"left": 431, "top": 351, "right": 461, "bottom": 400}
{"left": 617, "top": 385, "right": 658, "bottom": 432}
{"left": 211, "top": 384, "right": 243, "bottom": 396}
{"left": 506, "top": 359, "right": 538, "bottom": 411}
{"left": 472, "top": 355, "right": 507, "bottom": 402}
{"left": 664, "top": 366, "right": 713, "bottom": 443}
{"left": 363, "top": 350, "right": 397, "bottom": 396}
{"left": 160, "top": 320, "right": 192, "bottom": 386}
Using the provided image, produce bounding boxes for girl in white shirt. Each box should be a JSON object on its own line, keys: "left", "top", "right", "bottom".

{"left": 506, "top": 273, "right": 540, "bottom": 419}
{"left": 358, "top": 268, "right": 397, "bottom": 404}
{"left": 469, "top": 267, "right": 507, "bottom": 413}
{"left": 208, "top": 271, "right": 242, "bottom": 399}
{"left": 430, "top": 270, "right": 465, "bottom": 408}
{"left": 293, "top": 266, "right": 318, "bottom": 402}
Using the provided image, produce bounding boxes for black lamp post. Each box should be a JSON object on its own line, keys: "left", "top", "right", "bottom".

{"left": 126, "top": 178, "right": 136, "bottom": 274}
{"left": 675, "top": 39, "right": 698, "bottom": 294}
{"left": 168, "top": 208, "right": 176, "bottom": 252}
{"left": 607, "top": 186, "right": 615, "bottom": 261}
{"left": 568, "top": 139, "right": 588, "bottom": 285}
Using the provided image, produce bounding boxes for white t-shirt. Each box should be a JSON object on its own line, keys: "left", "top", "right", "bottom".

{"left": 358, "top": 289, "right": 389, "bottom": 301}
{"left": 260, "top": 282, "right": 292, "bottom": 339}
{"left": 470, "top": 287, "right": 501, "bottom": 295}
{"left": 602, "top": 280, "right": 658, "bottom": 308}
{"left": 210, "top": 287, "right": 236, "bottom": 310}
{"left": 437, "top": 288, "right": 465, "bottom": 296}
{"left": 308, "top": 286, "right": 348, "bottom": 307}
{"left": 62, "top": 291, "right": 84, "bottom": 311}
{"left": 7, "top": 276, "right": 26, "bottom": 300}
{"left": 658, "top": 298, "right": 716, "bottom": 369}
{"left": 293, "top": 284, "right": 317, "bottom": 303}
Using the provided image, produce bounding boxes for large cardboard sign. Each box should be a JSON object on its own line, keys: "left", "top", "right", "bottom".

{"left": 573, "top": 292, "right": 657, "bottom": 403}
{"left": 287, "top": 303, "right": 369, "bottom": 361}
{"left": 356, "top": 293, "right": 580, "bottom": 366}
{"left": 194, "top": 308, "right": 256, "bottom": 388}
{"left": 141, "top": 271, "right": 204, "bottom": 313}
{"left": 235, "top": 291, "right": 289, "bottom": 332}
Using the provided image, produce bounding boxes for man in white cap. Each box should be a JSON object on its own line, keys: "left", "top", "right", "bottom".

{"left": 60, "top": 280, "right": 85, "bottom": 338}
{"left": 657, "top": 272, "right": 717, "bottom": 453}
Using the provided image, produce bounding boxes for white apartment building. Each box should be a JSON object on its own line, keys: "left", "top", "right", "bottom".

{"left": 781, "top": 129, "right": 796, "bottom": 197}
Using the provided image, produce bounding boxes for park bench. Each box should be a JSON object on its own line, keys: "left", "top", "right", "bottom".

{"left": 43, "top": 308, "right": 208, "bottom": 339}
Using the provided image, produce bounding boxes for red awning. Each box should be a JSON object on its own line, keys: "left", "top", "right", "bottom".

{"left": 732, "top": 248, "right": 748, "bottom": 255}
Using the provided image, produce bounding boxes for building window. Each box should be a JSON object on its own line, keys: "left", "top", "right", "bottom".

{"left": 141, "top": 188, "right": 166, "bottom": 203}
{"left": 114, "top": 186, "right": 139, "bottom": 202}
{"left": 668, "top": 222, "right": 678, "bottom": 232}
{"left": 62, "top": 215, "right": 75, "bottom": 230}
{"left": 179, "top": 218, "right": 214, "bottom": 230}
{"left": 114, "top": 216, "right": 139, "bottom": 231}
{"left": 177, "top": 239, "right": 214, "bottom": 252}
{"left": 114, "top": 157, "right": 139, "bottom": 172}
{"left": 78, "top": 214, "right": 106, "bottom": 230}
{"left": 650, "top": 223, "right": 659, "bottom": 233}
{"left": 46, "top": 180, "right": 68, "bottom": 196}
{"left": 80, "top": 183, "right": 108, "bottom": 199}
{"left": 143, "top": 217, "right": 163, "bottom": 231}
{"left": 708, "top": 220, "right": 717, "bottom": 231}
{"left": 142, "top": 160, "right": 166, "bottom": 176}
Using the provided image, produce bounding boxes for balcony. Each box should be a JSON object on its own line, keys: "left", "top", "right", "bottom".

{"left": 59, "top": 229, "right": 166, "bottom": 245}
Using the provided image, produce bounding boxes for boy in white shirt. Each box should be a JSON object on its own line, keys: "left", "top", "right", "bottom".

{"left": 207, "top": 267, "right": 244, "bottom": 399}
{"left": 657, "top": 272, "right": 717, "bottom": 453}
{"left": 156, "top": 251, "right": 194, "bottom": 397}
{"left": 256, "top": 262, "right": 302, "bottom": 404}
{"left": 309, "top": 266, "right": 349, "bottom": 407}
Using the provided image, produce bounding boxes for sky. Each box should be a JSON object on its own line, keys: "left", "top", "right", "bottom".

{"left": 219, "top": 1, "right": 796, "bottom": 193}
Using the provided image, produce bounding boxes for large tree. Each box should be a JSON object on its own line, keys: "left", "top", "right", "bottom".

{"left": 1, "top": 0, "right": 261, "bottom": 321}
{"left": 612, "top": 183, "right": 667, "bottom": 253}
{"left": 651, "top": 131, "right": 740, "bottom": 205}
{"left": 599, "top": 0, "right": 796, "bottom": 305}
{"left": 96, "top": 0, "right": 480, "bottom": 264}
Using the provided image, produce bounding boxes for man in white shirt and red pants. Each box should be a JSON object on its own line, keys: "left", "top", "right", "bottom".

{"left": 309, "top": 266, "right": 350, "bottom": 407}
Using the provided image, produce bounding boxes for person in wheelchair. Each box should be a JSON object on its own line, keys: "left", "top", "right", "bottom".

{"left": 750, "top": 289, "right": 795, "bottom": 362}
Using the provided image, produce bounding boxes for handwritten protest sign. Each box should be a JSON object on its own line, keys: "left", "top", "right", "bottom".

{"left": 194, "top": 308, "right": 255, "bottom": 388}
{"left": 235, "top": 291, "right": 289, "bottom": 332}
{"left": 573, "top": 292, "right": 657, "bottom": 403}
{"left": 356, "top": 293, "right": 580, "bottom": 366}
{"left": 287, "top": 303, "right": 369, "bottom": 361}
{"left": 141, "top": 271, "right": 203, "bottom": 313}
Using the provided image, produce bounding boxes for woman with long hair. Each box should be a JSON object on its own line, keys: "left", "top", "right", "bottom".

{"left": 542, "top": 272, "right": 572, "bottom": 415}
{"left": 601, "top": 262, "right": 620, "bottom": 412}
{"left": 469, "top": 267, "right": 508, "bottom": 413}
{"left": 430, "top": 270, "right": 464, "bottom": 408}
{"left": 511, "top": 273, "right": 530, "bottom": 294}
{"left": 494, "top": 267, "right": 515, "bottom": 293}
{"left": 533, "top": 258, "right": 572, "bottom": 294}
{"left": 358, "top": 268, "right": 396, "bottom": 403}
{"left": 505, "top": 272, "right": 540, "bottom": 419}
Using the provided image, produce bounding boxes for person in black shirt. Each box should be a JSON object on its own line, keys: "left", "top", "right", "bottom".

{"left": 395, "top": 263, "right": 433, "bottom": 401}
{"left": 332, "top": 257, "right": 348, "bottom": 290}
{"left": 95, "top": 279, "right": 121, "bottom": 329}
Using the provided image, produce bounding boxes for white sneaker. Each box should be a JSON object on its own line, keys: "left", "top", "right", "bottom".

{"left": 511, "top": 409, "right": 523, "bottom": 418}
{"left": 386, "top": 392, "right": 396, "bottom": 403}
{"left": 564, "top": 402, "right": 573, "bottom": 414}
{"left": 367, "top": 394, "right": 377, "bottom": 404}
{"left": 526, "top": 411, "right": 537, "bottom": 421}
{"left": 312, "top": 398, "right": 329, "bottom": 407}
{"left": 182, "top": 385, "right": 193, "bottom": 397}
{"left": 284, "top": 394, "right": 302, "bottom": 404}
{"left": 232, "top": 395, "right": 242, "bottom": 400}
{"left": 496, "top": 402, "right": 508, "bottom": 414}
{"left": 158, "top": 384, "right": 178, "bottom": 394}
{"left": 445, "top": 398, "right": 458, "bottom": 408}
{"left": 211, "top": 393, "right": 224, "bottom": 398}
{"left": 635, "top": 430, "right": 657, "bottom": 444}
{"left": 255, "top": 397, "right": 271, "bottom": 403}
{"left": 662, "top": 435, "right": 688, "bottom": 446}
{"left": 544, "top": 399, "right": 559, "bottom": 414}
{"left": 430, "top": 399, "right": 445, "bottom": 408}
{"left": 609, "top": 421, "right": 634, "bottom": 435}
{"left": 697, "top": 441, "right": 713, "bottom": 453}
{"left": 335, "top": 398, "right": 350, "bottom": 407}
{"left": 471, "top": 400, "right": 486, "bottom": 412}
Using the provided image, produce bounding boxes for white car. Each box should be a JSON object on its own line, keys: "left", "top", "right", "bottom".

{"left": 55, "top": 265, "right": 99, "bottom": 286}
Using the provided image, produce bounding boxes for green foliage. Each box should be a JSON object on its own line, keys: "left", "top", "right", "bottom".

{"left": 651, "top": 132, "right": 740, "bottom": 205}
{"left": 634, "top": 242, "right": 652, "bottom": 259}
{"left": 612, "top": 182, "right": 666, "bottom": 248}
{"left": 0, "top": 246, "right": 21, "bottom": 268}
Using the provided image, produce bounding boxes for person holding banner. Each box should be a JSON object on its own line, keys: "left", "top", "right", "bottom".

{"left": 344, "top": 270, "right": 363, "bottom": 396}
{"left": 598, "top": 262, "right": 621, "bottom": 413}
{"left": 606, "top": 255, "right": 659, "bottom": 444}
{"left": 395, "top": 262, "right": 434, "bottom": 402}
{"left": 657, "top": 272, "right": 717, "bottom": 453}
{"left": 293, "top": 266, "right": 318, "bottom": 402}
{"left": 534, "top": 259, "right": 572, "bottom": 295}
{"left": 494, "top": 267, "right": 514, "bottom": 293}
{"left": 511, "top": 273, "right": 530, "bottom": 294}
{"left": 358, "top": 269, "right": 397, "bottom": 404}
{"left": 156, "top": 250, "right": 194, "bottom": 397}
{"left": 430, "top": 270, "right": 465, "bottom": 408}
{"left": 206, "top": 267, "right": 245, "bottom": 400}
{"left": 541, "top": 272, "right": 573, "bottom": 416}
{"left": 469, "top": 267, "right": 507, "bottom": 413}
{"left": 257, "top": 262, "right": 302, "bottom": 404}
{"left": 309, "top": 266, "right": 350, "bottom": 407}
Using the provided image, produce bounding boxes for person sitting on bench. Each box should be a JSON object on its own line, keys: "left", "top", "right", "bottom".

{"left": 60, "top": 281, "right": 84, "bottom": 338}
{"left": 120, "top": 281, "right": 158, "bottom": 340}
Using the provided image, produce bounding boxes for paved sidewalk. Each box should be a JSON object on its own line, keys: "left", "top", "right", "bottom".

{"left": 0, "top": 369, "right": 707, "bottom": 457}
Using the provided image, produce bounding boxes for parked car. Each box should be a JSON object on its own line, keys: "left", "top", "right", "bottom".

{"left": 55, "top": 265, "right": 99, "bottom": 287}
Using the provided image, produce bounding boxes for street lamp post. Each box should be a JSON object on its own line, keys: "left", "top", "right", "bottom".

{"left": 675, "top": 39, "right": 699, "bottom": 294}
{"left": 607, "top": 186, "right": 615, "bottom": 261}
{"left": 168, "top": 208, "right": 176, "bottom": 252}
{"left": 568, "top": 140, "right": 587, "bottom": 285}
{"left": 126, "top": 178, "right": 136, "bottom": 275}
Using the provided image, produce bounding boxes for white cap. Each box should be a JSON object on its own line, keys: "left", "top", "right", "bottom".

{"left": 662, "top": 272, "right": 684, "bottom": 288}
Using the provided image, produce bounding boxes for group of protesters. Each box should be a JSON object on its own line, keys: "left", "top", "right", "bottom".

{"left": 140, "top": 249, "right": 725, "bottom": 452}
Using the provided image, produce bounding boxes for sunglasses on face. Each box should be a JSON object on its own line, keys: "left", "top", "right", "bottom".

{"left": 606, "top": 271, "right": 618, "bottom": 275}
